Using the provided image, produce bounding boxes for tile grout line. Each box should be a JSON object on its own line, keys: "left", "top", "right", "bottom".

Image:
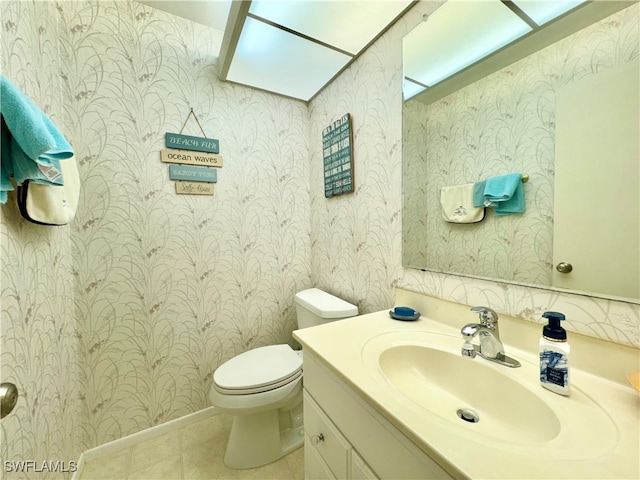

{"left": 178, "top": 423, "right": 185, "bottom": 480}
{"left": 124, "top": 446, "right": 133, "bottom": 480}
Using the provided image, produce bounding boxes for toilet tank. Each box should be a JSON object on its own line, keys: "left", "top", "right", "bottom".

{"left": 294, "top": 288, "right": 358, "bottom": 329}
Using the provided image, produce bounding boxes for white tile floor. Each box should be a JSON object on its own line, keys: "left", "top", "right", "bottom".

{"left": 79, "top": 414, "right": 304, "bottom": 480}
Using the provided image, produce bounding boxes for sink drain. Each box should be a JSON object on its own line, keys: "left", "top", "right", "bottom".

{"left": 457, "top": 408, "right": 479, "bottom": 423}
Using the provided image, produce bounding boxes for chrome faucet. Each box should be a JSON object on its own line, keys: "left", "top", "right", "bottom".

{"left": 461, "top": 306, "right": 521, "bottom": 368}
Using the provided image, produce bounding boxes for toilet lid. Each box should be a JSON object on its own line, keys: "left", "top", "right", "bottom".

{"left": 213, "top": 344, "right": 303, "bottom": 393}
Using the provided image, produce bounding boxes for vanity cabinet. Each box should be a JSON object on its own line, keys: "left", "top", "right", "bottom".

{"left": 304, "top": 391, "right": 375, "bottom": 479}
{"left": 303, "top": 351, "right": 451, "bottom": 480}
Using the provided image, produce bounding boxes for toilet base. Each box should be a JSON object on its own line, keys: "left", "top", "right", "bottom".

{"left": 223, "top": 400, "right": 304, "bottom": 469}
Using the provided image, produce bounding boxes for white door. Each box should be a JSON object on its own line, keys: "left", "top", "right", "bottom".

{"left": 553, "top": 59, "right": 639, "bottom": 300}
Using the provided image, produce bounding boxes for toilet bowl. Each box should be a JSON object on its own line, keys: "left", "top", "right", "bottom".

{"left": 209, "top": 288, "right": 358, "bottom": 469}
{"left": 209, "top": 344, "right": 304, "bottom": 469}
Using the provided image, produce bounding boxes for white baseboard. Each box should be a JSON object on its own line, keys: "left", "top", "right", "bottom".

{"left": 71, "top": 406, "right": 217, "bottom": 480}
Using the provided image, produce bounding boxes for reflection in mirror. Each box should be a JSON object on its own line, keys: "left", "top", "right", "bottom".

{"left": 402, "top": 2, "right": 639, "bottom": 302}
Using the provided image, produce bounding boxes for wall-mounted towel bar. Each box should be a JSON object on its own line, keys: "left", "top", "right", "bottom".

{"left": 521, "top": 174, "right": 529, "bottom": 183}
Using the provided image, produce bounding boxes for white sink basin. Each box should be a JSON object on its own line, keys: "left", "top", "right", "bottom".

{"left": 378, "top": 343, "right": 560, "bottom": 443}
{"left": 362, "top": 330, "right": 618, "bottom": 457}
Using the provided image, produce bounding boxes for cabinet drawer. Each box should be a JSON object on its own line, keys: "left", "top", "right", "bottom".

{"left": 304, "top": 391, "right": 350, "bottom": 479}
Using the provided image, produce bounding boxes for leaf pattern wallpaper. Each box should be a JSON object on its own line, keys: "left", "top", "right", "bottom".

{"left": 309, "top": 1, "right": 639, "bottom": 352}
{"left": 1, "top": 1, "right": 83, "bottom": 477}
{"left": 0, "top": 1, "right": 638, "bottom": 478}
{"left": 1, "top": 0, "right": 311, "bottom": 476}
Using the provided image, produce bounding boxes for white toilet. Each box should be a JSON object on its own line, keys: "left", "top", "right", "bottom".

{"left": 209, "top": 288, "right": 358, "bottom": 469}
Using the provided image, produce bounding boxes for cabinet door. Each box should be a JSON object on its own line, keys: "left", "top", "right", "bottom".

{"left": 304, "top": 391, "right": 350, "bottom": 479}
{"left": 351, "top": 451, "right": 379, "bottom": 480}
{"left": 305, "top": 440, "right": 337, "bottom": 480}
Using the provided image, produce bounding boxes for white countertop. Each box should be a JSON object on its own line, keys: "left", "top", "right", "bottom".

{"left": 294, "top": 292, "right": 640, "bottom": 479}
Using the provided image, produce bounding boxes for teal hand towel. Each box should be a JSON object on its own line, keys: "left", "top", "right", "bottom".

{"left": 0, "top": 163, "right": 11, "bottom": 203}
{"left": 473, "top": 180, "right": 486, "bottom": 208}
{"left": 0, "top": 75, "right": 73, "bottom": 203}
{"left": 1, "top": 118, "right": 15, "bottom": 203}
{"left": 11, "top": 138, "right": 64, "bottom": 186}
{"left": 0, "top": 75, "right": 73, "bottom": 160}
{"left": 475, "top": 173, "right": 525, "bottom": 215}
{"left": 495, "top": 181, "right": 524, "bottom": 215}
{"left": 484, "top": 173, "right": 522, "bottom": 202}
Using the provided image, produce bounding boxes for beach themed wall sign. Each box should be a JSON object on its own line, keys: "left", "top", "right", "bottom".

{"left": 322, "top": 113, "right": 354, "bottom": 198}
{"left": 165, "top": 132, "right": 219, "bottom": 153}
{"left": 161, "top": 108, "right": 222, "bottom": 196}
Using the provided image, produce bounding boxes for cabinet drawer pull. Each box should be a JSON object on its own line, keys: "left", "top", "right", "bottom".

{"left": 312, "top": 433, "right": 325, "bottom": 445}
{"left": 556, "top": 262, "right": 573, "bottom": 273}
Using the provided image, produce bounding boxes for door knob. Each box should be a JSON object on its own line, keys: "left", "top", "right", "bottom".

{"left": 556, "top": 262, "right": 573, "bottom": 273}
{"left": 0, "top": 382, "right": 19, "bottom": 419}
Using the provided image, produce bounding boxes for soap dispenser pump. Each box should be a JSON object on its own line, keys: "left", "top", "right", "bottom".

{"left": 539, "top": 311, "right": 570, "bottom": 395}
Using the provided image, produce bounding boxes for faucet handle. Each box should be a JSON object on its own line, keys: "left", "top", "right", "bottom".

{"left": 470, "top": 306, "right": 499, "bottom": 326}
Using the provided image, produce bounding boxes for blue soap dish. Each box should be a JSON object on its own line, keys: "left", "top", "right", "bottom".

{"left": 389, "top": 306, "right": 421, "bottom": 321}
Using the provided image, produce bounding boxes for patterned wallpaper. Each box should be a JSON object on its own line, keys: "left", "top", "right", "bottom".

{"left": 1, "top": 1, "right": 84, "bottom": 477}
{"left": 61, "top": 0, "right": 311, "bottom": 446}
{"left": 308, "top": 9, "right": 413, "bottom": 312}
{"left": 1, "top": 0, "right": 311, "bottom": 475}
{"left": 0, "top": 0, "right": 638, "bottom": 477}
{"left": 402, "top": 98, "right": 430, "bottom": 269}
{"left": 309, "top": 1, "right": 639, "bottom": 348}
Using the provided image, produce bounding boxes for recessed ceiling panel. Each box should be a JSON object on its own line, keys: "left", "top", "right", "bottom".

{"left": 227, "top": 17, "right": 351, "bottom": 101}
{"left": 403, "top": 79, "right": 426, "bottom": 100}
{"left": 404, "top": 0, "right": 532, "bottom": 87}
{"left": 249, "top": 0, "right": 413, "bottom": 54}
{"left": 512, "top": 0, "right": 587, "bottom": 26}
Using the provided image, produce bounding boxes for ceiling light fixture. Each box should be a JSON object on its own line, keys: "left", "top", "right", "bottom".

{"left": 219, "top": 0, "right": 416, "bottom": 102}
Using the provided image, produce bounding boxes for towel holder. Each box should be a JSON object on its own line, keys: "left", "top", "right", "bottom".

{"left": 521, "top": 174, "right": 529, "bottom": 183}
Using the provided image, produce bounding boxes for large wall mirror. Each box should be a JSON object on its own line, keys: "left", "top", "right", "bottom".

{"left": 402, "top": 1, "right": 640, "bottom": 303}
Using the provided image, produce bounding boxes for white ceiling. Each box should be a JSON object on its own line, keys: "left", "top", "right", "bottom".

{"left": 139, "top": 0, "right": 232, "bottom": 32}
{"left": 136, "top": 1, "right": 622, "bottom": 104}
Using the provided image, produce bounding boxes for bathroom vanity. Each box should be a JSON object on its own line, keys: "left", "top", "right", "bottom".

{"left": 293, "top": 289, "right": 640, "bottom": 479}
{"left": 302, "top": 351, "right": 450, "bottom": 479}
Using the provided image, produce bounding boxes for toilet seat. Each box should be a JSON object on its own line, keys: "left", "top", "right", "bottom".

{"left": 213, "top": 344, "right": 303, "bottom": 395}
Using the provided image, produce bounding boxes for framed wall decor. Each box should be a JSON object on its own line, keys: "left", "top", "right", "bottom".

{"left": 322, "top": 113, "right": 354, "bottom": 198}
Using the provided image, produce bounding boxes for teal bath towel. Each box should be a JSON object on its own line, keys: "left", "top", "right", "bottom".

{"left": 0, "top": 75, "right": 74, "bottom": 203}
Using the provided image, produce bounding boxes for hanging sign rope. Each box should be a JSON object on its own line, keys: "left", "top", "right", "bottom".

{"left": 164, "top": 107, "right": 221, "bottom": 155}
{"left": 179, "top": 107, "right": 207, "bottom": 137}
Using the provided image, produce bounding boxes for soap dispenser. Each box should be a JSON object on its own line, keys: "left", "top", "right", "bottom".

{"left": 539, "top": 311, "right": 570, "bottom": 396}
